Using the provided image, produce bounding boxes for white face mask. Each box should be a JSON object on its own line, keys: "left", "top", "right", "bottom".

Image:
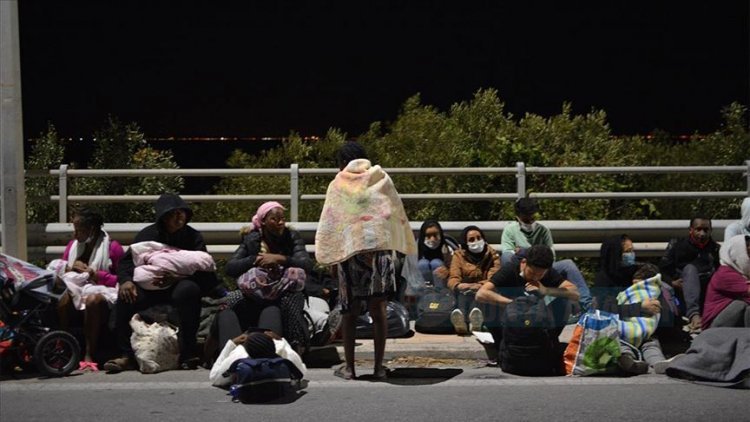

{"left": 467, "top": 239, "right": 485, "bottom": 254}
{"left": 519, "top": 221, "right": 537, "bottom": 233}
{"left": 424, "top": 238, "right": 440, "bottom": 250}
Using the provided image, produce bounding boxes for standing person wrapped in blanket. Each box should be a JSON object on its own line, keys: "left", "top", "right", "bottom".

{"left": 53, "top": 207, "right": 124, "bottom": 372}
{"left": 316, "top": 141, "right": 417, "bottom": 380}
{"left": 104, "top": 193, "right": 220, "bottom": 372}
{"left": 219, "top": 201, "right": 312, "bottom": 355}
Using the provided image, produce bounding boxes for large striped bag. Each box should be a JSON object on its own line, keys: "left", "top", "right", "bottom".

{"left": 616, "top": 274, "right": 662, "bottom": 348}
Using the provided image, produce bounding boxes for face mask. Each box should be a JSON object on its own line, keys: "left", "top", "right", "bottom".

{"left": 424, "top": 238, "right": 440, "bottom": 250}
{"left": 519, "top": 221, "right": 537, "bottom": 233}
{"left": 622, "top": 251, "right": 636, "bottom": 266}
{"left": 467, "top": 239, "right": 485, "bottom": 254}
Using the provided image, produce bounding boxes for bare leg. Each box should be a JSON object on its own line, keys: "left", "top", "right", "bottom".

{"left": 57, "top": 291, "right": 73, "bottom": 330}
{"left": 369, "top": 297, "right": 388, "bottom": 378}
{"left": 339, "top": 300, "right": 362, "bottom": 380}
{"left": 82, "top": 294, "right": 107, "bottom": 362}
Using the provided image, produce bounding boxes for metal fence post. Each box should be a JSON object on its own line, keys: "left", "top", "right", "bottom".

{"left": 746, "top": 160, "right": 750, "bottom": 196}
{"left": 58, "top": 164, "right": 68, "bottom": 223}
{"left": 516, "top": 161, "right": 526, "bottom": 199}
{"left": 290, "top": 163, "right": 299, "bottom": 222}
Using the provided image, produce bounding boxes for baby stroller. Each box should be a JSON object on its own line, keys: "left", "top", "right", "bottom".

{"left": 0, "top": 253, "right": 80, "bottom": 377}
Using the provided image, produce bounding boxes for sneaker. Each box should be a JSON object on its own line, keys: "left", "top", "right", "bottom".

{"left": 468, "top": 307, "right": 484, "bottom": 332}
{"left": 618, "top": 354, "right": 649, "bottom": 375}
{"left": 687, "top": 315, "right": 702, "bottom": 334}
{"left": 653, "top": 354, "right": 685, "bottom": 375}
{"left": 450, "top": 309, "right": 468, "bottom": 335}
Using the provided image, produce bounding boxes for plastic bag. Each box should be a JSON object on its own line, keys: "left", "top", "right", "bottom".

{"left": 564, "top": 310, "right": 621, "bottom": 376}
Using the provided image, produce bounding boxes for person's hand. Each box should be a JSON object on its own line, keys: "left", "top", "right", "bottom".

{"left": 525, "top": 281, "right": 547, "bottom": 296}
{"left": 153, "top": 271, "right": 180, "bottom": 288}
{"left": 87, "top": 268, "right": 98, "bottom": 284}
{"left": 322, "top": 288, "right": 331, "bottom": 299}
{"left": 433, "top": 266, "right": 449, "bottom": 280}
{"left": 255, "top": 253, "right": 285, "bottom": 267}
{"left": 119, "top": 281, "right": 138, "bottom": 304}
{"left": 468, "top": 282, "right": 482, "bottom": 291}
{"left": 456, "top": 283, "right": 469, "bottom": 292}
{"left": 671, "top": 278, "right": 683, "bottom": 289}
{"left": 232, "top": 333, "right": 248, "bottom": 345}
{"left": 514, "top": 247, "right": 521, "bottom": 254}
{"left": 641, "top": 298, "right": 662, "bottom": 316}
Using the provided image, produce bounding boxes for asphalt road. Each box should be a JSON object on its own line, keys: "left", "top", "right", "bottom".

{"left": 1, "top": 367, "right": 748, "bottom": 422}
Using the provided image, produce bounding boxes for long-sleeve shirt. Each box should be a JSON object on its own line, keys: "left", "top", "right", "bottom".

{"left": 225, "top": 228, "right": 311, "bottom": 278}
{"left": 702, "top": 265, "right": 750, "bottom": 329}
{"left": 500, "top": 221, "right": 556, "bottom": 259}
{"left": 658, "top": 237, "right": 720, "bottom": 283}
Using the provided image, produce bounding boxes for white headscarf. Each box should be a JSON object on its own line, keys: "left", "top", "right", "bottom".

{"left": 719, "top": 234, "right": 750, "bottom": 278}
{"left": 740, "top": 197, "right": 750, "bottom": 236}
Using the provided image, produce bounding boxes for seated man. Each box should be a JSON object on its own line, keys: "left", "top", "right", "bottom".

{"left": 499, "top": 198, "right": 591, "bottom": 311}
{"left": 477, "top": 245, "right": 579, "bottom": 375}
{"left": 104, "top": 193, "right": 220, "bottom": 372}
{"left": 658, "top": 216, "right": 720, "bottom": 334}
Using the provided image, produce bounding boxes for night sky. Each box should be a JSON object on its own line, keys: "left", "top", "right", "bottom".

{"left": 17, "top": 1, "right": 749, "bottom": 139}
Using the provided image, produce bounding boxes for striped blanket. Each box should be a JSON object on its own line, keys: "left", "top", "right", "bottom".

{"left": 616, "top": 274, "right": 662, "bottom": 348}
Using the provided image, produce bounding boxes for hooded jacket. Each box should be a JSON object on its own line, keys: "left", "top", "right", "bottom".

{"left": 593, "top": 236, "right": 638, "bottom": 289}
{"left": 117, "top": 193, "right": 219, "bottom": 294}
{"left": 724, "top": 197, "right": 750, "bottom": 240}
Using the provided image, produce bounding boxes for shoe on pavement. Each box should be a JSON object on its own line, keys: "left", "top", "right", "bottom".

{"left": 653, "top": 354, "right": 685, "bottom": 375}
{"left": 618, "top": 354, "right": 649, "bottom": 375}
{"left": 450, "top": 309, "right": 468, "bottom": 335}
{"left": 468, "top": 307, "right": 484, "bottom": 332}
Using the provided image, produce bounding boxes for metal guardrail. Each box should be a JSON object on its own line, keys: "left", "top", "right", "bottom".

{"left": 46, "top": 161, "right": 750, "bottom": 223}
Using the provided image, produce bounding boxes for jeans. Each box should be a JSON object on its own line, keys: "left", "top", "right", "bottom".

{"left": 552, "top": 259, "right": 591, "bottom": 311}
{"left": 620, "top": 337, "right": 666, "bottom": 365}
{"left": 680, "top": 264, "right": 712, "bottom": 319}
{"left": 418, "top": 258, "right": 447, "bottom": 290}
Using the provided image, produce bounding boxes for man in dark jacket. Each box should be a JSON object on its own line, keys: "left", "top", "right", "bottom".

{"left": 104, "top": 193, "right": 219, "bottom": 372}
{"left": 659, "top": 217, "right": 720, "bottom": 334}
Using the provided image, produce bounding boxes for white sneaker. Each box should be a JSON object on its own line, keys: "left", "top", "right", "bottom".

{"left": 469, "top": 307, "right": 484, "bottom": 332}
{"left": 450, "top": 309, "right": 468, "bottom": 335}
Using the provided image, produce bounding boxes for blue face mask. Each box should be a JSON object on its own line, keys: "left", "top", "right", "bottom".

{"left": 622, "top": 252, "right": 636, "bottom": 266}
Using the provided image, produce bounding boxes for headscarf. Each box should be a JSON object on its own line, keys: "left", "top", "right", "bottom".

{"left": 251, "top": 201, "right": 286, "bottom": 231}
{"left": 593, "top": 235, "right": 637, "bottom": 288}
{"left": 740, "top": 197, "right": 750, "bottom": 236}
{"left": 719, "top": 234, "right": 750, "bottom": 278}
{"left": 417, "top": 220, "right": 445, "bottom": 261}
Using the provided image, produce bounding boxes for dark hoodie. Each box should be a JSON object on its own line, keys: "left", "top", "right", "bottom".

{"left": 590, "top": 235, "right": 642, "bottom": 318}
{"left": 117, "top": 193, "right": 219, "bottom": 294}
{"left": 593, "top": 235, "right": 638, "bottom": 289}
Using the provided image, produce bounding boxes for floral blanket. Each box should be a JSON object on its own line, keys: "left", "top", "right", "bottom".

{"left": 315, "top": 159, "right": 416, "bottom": 265}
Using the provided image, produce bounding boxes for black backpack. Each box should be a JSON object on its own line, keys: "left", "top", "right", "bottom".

{"left": 355, "top": 300, "right": 411, "bottom": 338}
{"left": 499, "top": 294, "right": 560, "bottom": 376}
{"left": 227, "top": 357, "right": 303, "bottom": 403}
{"left": 414, "top": 288, "right": 456, "bottom": 334}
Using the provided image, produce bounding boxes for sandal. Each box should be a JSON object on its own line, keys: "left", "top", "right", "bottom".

{"left": 333, "top": 364, "right": 355, "bottom": 380}
{"left": 103, "top": 357, "right": 135, "bottom": 373}
{"left": 78, "top": 361, "right": 99, "bottom": 372}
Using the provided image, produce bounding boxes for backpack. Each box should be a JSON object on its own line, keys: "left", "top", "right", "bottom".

{"left": 227, "top": 357, "right": 304, "bottom": 403}
{"left": 355, "top": 301, "right": 411, "bottom": 339}
{"left": 499, "top": 294, "right": 560, "bottom": 376}
{"left": 414, "top": 288, "right": 456, "bottom": 334}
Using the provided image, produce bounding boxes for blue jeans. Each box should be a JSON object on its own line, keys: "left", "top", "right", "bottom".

{"left": 418, "top": 258, "right": 447, "bottom": 290}
{"left": 552, "top": 259, "right": 591, "bottom": 311}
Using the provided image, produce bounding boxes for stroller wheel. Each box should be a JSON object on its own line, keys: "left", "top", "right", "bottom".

{"left": 34, "top": 331, "right": 81, "bottom": 377}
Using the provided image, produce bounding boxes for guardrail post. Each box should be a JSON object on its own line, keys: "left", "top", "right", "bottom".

{"left": 746, "top": 160, "right": 750, "bottom": 196}
{"left": 516, "top": 161, "right": 526, "bottom": 199}
{"left": 290, "top": 163, "right": 299, "bottom": 222}
{"left": 58, "top": 164, "right": 68, "bottom": 223}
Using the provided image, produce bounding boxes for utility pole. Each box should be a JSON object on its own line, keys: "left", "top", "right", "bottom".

{"left": 1, "top": 0, "right": 27, "bottom": 259}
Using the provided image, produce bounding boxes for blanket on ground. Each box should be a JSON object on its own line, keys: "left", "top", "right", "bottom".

{"left": 666, "top": 327, "right": 750, "bottom": 388}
